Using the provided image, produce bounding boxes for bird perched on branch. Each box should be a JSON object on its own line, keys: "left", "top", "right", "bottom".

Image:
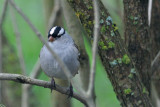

{"left": 40, "top": 26, "right": 80, "bottom": 97}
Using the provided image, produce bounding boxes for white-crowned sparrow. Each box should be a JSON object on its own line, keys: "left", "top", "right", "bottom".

{"left": 39, "top": 26, "right": 80, "bottom": 96}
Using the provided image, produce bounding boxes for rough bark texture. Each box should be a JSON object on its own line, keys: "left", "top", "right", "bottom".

{"left": 123, "top": 0, "right": 151, "bottom": 92}
{"left": 67, "top": 0, "right": 152, "bottom": 106}
{"left": 150, "top": 0, "right": 160, "bottom": 105}
{"left": 151, "top": 0, "right": 160, "bottom": 60}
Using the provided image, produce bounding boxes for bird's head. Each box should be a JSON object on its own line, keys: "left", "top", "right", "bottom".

{"left": 48, "top": 26, "right": 65, "bottom": 42}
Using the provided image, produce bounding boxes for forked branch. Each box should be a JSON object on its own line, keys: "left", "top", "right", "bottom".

{"left": 0, "top": 73, "right": 88, "bottom": 106}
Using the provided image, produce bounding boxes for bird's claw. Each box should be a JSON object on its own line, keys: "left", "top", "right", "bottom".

{"left": 66, "top": 84, "right": 73, "bottom": 98}
{"left": 51, "top": 78, "right": 56, "bottom": 93}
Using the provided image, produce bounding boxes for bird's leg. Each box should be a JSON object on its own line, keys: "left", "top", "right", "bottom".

{"left": 67, "top": 83, "right": 73, "bottom": 98}
{"left": 50, "top": 77, "right": 56, "bottom": 93}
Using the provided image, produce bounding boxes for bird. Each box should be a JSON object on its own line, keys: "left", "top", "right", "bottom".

{"left": 39, "top": 26, "right": 80, "bottom": 97}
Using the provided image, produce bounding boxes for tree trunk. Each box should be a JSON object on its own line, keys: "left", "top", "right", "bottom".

{"left": 150, "top": 0, "right": 160, "bottom": 106}
{"left": 150, "top": 0, "right": 160, "bottom": 60}
{"left": 123, "top": 0, "right": 151, "bottom": 92}
{"left": 67, "top": 0, "right": 153, "bottom": 106}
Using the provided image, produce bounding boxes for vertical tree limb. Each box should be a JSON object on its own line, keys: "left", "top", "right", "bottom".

{"left": 67, "top": 0, "right": 153, "bottom": 106}
{"left": 10, "top": 5, "right": 26, "bottom": 76}
{"left": 123, "top": 0, "right": 151, "bottom": 91}
{"left": 150, "top": 0, "right": 160, "bottom": 105}
{"left": 0, "top": 0, "right": 8, "bottom": 102}
{"left": 150, "top": 0, "right": 160, "bottom": 60}
{"left": 87, "top": 0, "right": 99, "bottom": 106}
{"left": 9, "top": 5, "right": 29, "bottom": 107}
{"left": 148, "top": 0, "right": 152, "bottom": 26}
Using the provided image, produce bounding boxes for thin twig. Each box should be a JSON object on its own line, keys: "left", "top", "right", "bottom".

{"left": 27, "top": 59, "right": 41, "bottom": 90}
{"left": 0, "top": 73, "right": 88, "bottom": 106}
{"left": 148, "top": 0, "right": 153, "bottom": 26}
{"left": 48, "top": 0, "right": 61, "bottom": 30}
{"left": 10, "top": 5, "right": 26, "bottom": 75}
{"left": 21, "top": 59, "right": 41, "bottom": 107}
{"left": 9, "top": 5, "right": 28, "bottom": 107}
{"left": 0, "top": 0, "right": 8, "bottom": 102}
{"left": 87, "top": 0, "right": 99, "bottom": 95}
{"left": 0, "top": 0, "right": 8, "bottom": 27}
{"left": 151, "top": 51, "right": 160, "bottom": 75}
{"left": 8, "top": 0, "right": 73, "bottom": 81}
{"left": 30, "top": 59, "right": 41, "bottom": 79}
{"left": 87, "top": 0, "right": 99, "bottom": 106}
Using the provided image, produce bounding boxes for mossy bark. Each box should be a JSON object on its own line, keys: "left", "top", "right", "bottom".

{"left": 151, "top": 0, "right": 160, "bottom": 60}
{"left": 150, "top": 0, "right": 160, "bottom": 106}
{"left": 123, "top": 0, "right": 151, "bottom": 92}
{"left": 67, "top": 0, "right": 152, "bottom": 106}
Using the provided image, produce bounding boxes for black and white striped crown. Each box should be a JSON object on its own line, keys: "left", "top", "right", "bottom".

{"left": 48, "top": 26, "right": 65, "bottom": 38}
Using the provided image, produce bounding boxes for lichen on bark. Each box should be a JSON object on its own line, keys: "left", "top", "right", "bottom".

{"left": 123, "top": 0, "right": 151, "bottom": 92}
{"left": 67, "top": 0, "right": 152, "bottom": 106}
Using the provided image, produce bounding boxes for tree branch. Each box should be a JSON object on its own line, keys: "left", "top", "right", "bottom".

{"left": 150, "top": 0, "right": 160, "bottom": 104}
{"left": 9, "top": 5, "right": 29, "bottom": 107}
{"left": 151, "top": 51, "right": 160, "bottom": 75}
{"left": 10, "top": 4, "right": 26, "bottom": 75}
{"left": 85, "top": 0, "right": 100, "bottom": 106}
{"left": 0, "top": 0, "right": 8, "bottom": 27}
{"left": 148, "top": 0, "right": 153, "bottom": 26}
{"left": 123, "top": 0, "right": 151, "bottom": 92}
{"left": 87, "top": 0, "right": 99, "bottom": 104}
{"left": 0, "top": 73, "right": 87, "bottom": 106}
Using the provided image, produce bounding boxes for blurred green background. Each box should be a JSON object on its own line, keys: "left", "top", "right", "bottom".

{"left": 0, "top": 0, "right": 123, "bottom": 106}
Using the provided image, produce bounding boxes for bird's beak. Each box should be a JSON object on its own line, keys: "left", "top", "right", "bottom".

{"left": 48, "top": 36, "right": 54, "bottom": 42}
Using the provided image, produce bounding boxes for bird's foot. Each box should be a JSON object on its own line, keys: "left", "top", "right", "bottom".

{"left": 66, "top": 84, "right": 73, "bottom": 98}
{"left": 50, "top": 78, "right": 56, "bottom": 93}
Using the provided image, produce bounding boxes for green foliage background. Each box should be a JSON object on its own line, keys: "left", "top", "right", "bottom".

{"left": 0, "top": 0, "right": 123, "bottom": 106}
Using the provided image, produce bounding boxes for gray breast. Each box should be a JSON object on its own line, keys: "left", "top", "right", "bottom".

{"left": 39, "top": 42, "right": 79, "bottom": 79}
